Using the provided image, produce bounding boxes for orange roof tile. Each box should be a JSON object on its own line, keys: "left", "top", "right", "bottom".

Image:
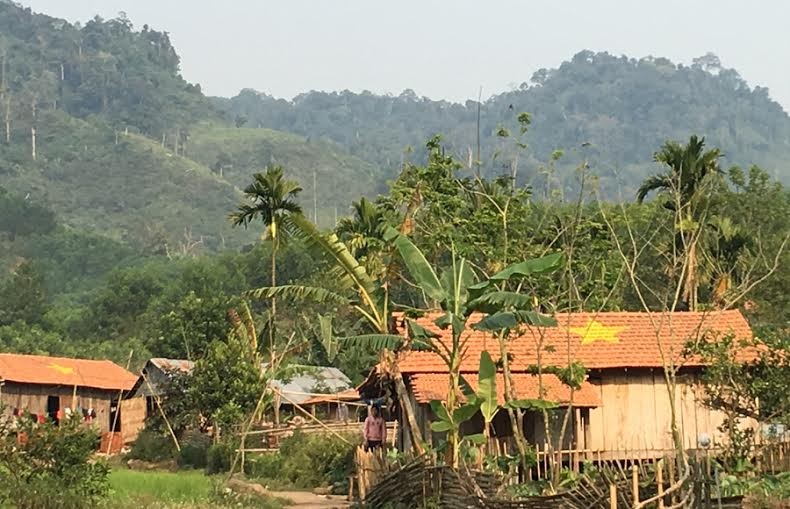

{"left": 409, "top": 373, "right": 600, "bottom": 407}
{"left": 397, "top": 310, "right": 754, "bottom": 373}
{"left": 0, "top": 353, "right": 138, "bottom": 391}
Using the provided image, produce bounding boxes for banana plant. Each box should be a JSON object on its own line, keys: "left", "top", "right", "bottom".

{"left": 246, "top": 213, "right": 427, "bottom": 453}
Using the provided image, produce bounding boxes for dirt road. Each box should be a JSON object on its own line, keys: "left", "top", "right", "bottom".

{"left": 273, "top": 490, "right": 350, "bottom": 509}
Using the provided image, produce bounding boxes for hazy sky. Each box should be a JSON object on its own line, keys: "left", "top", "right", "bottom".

{"left": 21, "top": 1, "right": 790, "bottom": 112}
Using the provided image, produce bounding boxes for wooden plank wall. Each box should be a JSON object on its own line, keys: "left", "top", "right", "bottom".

{"left": 0, "top": 382, "right": 147, "bottom": 440}
{"left": 587, "top": 369, "right": 758, "bottom": 452}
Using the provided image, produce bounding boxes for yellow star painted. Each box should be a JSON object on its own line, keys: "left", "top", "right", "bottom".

{"left": 569, "top": 320, "right": 627, "bottom": 345}
{"left": 48, "top": 363, "right": 75, "bottom": 375}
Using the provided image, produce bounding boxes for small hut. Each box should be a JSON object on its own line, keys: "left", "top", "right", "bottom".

{"left": 0, "top": 353, "right": 144, "bottom": 451}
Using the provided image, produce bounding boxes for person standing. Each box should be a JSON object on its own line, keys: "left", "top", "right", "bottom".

{"left": 363, "top": 405, "right": 386, "bottom": 451}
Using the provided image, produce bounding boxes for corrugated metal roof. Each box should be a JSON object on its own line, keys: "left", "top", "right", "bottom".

{"left": 149, "top": 358, "right": 194, "bottom": 373}
{"left": 270, "top": 366, "right": 352, "bottom": 405}
{"left": 0, "top": 353, "right": 137, "bottom": 391}
{"left": 397, "top": 310, "right": 754, "bottom": 373}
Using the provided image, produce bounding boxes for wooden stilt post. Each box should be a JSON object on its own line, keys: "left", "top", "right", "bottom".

{"left": 657, "top": 459, "right": 665, "bottom": 509}
{"left": 631, "top": 465, "right": 639, "bottom": 506}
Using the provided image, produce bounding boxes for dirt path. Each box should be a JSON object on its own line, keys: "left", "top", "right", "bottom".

{"left": 272, "top": 490, "right": 350, "bottom": 509}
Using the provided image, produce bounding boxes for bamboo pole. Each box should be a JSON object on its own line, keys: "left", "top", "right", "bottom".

{"left": 273, "top": 388, "right": 353, "bottom": 445}
{"left": 106, "top": 350, "right": 133, "bottom": 455}
{"left": 631, "top": 465, "right": 639, "bottom": 507}
{"left": 657, "top": 460, "right": 665, "bottom": 509}
{"left": 141, "top": 371, "right": 181, "bottom": 451}
{"left": 610, "top": 483, "right": 617, "bottom": 509}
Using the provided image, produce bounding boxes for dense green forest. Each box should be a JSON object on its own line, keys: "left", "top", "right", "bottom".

{"left": 0, "top": 2, "right": 787, "bottom": 396}
{"left": 216, "top": 51, "right": 790, "bottom": 196}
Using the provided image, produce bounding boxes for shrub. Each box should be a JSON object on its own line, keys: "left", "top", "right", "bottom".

{"left": 0, "top": 413, "right": 109, "bottom": 509}
{"left": 178, "top": 431, "right": 212, "bottom": 469}
{"left": 277, "top": 431, "right": 355, "bottom": 488}
{"left": 128, "top": 429, "right": 176, "bottom": 462}
{"left": 206, "top": 442, "right": 233, "bottom": 475}
{"left": 244, "top": 453, "right": 283, "bottom": 479}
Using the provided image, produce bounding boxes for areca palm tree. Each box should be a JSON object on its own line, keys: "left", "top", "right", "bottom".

{"left": 231, "top": 165, "right": 303, "bottom": 363}
{"left": 637, "top": 135, "right": 723, "bottom": 310}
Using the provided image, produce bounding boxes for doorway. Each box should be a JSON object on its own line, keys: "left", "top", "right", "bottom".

{"left": 46, "top": 395, "right": 60, "bottom": 424}
{"left": 109, "top": 399, "right": 122, "bottom": 432}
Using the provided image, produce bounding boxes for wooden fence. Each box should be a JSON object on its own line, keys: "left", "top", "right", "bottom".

{"left": 352, "top": 443, "right": 790, "bottom": 508}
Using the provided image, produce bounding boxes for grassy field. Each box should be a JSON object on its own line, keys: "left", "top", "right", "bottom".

{"left": 108, "top": 469, "right": 288, "bottom": 509}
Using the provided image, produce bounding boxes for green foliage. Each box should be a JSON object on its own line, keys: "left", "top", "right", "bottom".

{"left": 128, "top": 429, "right": 176, "bottom": 463}
{"left": 0, "top": 186, "right": 56, "bottom": 240}
{"left": 275, "top": 431, "right": 355, "bottom": 488}
{"left": 190, "top": 333, "right": 264, "bottom": 431}
{"left": 0, "top": 413, "right": 109, "bottom": 509}
{"left": 220, "top": 51, "right": 790, "bottom": 197}
{"left": 0, "top": 261, "right": 48, "bottom": 326}
{"left": 205, "top": 443, "right": 233, "bottom": 475}
{"left": 108, "top": 469, "right": 288, "bottom": 509}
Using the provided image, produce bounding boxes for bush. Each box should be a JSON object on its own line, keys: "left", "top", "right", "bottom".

{"left": 244, "top": 453, "right": 283, "bottom": 479}
{"left": 128, "top": 429, "right": 176, "bottom": 462}
{"left": 178, "top": 431, "right": 212, "bottom": 469}
{"left": 0, "top": 413, "right": 109, "bottom": 509}
{"left": 206, "top": 442, "right": 233, "bottom": 475}
{"left": 277, "top": 431, "right": 355, "bottom": 488}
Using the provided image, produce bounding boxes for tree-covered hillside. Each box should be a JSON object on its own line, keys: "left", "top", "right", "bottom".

{"left": 0, "top": 2, "right": 382, "bottom": 246}
{"left": 216, "top": 51, "right": 790, "bottom": 196}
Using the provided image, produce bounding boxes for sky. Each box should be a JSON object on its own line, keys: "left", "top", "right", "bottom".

{"left": 21, "top": 0, "right": 790, "bottom": 112}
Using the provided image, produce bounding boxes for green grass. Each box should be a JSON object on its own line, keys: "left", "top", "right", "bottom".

{"left": 108, "top": 469, "right": 288, "bottom": 509}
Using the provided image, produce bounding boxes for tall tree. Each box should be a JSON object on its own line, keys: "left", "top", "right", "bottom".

{"left": 637, "top": 135, "right": 722, "bottom": 310}
{"left": 231, "top": 165, "right": 303, "bottom": 362}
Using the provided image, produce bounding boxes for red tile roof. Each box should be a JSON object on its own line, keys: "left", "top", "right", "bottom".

{"left": 409, "top": 373, "right": 600, "bottom": 407}
{"left": 397, "top": 310, "right": 754, "bottom": 373}
{"left": 0, "top": 353, "right": 138, "bottom": 391}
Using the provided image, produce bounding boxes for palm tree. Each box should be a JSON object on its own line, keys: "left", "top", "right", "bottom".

{"left": 637, "top": 135, "right": 722, "bottom": 311}
{"left": 231, "top": 165, "right": 303, "bottom": 365}
{"left": 335, "top": 197, "right": 388, "bottom": 274}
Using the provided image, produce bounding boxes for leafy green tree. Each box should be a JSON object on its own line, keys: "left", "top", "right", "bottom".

{"left": 0, "top": 261, "right": 48, "bottom": 326}
{"left": 0, "top": 187, "right": 56, "bottom": 240}
{"left": 637, "top": 135, "right": 723, "bottom": 310}
{"left": 190, "top": 332, "right": 264, "bottom": 434}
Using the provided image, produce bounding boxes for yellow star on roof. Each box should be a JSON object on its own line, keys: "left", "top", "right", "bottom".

{"left": 569, "top": 320, "right": 627, "bottom": 345}
{"left": 48, "top": 363, "right": 75, "bottom": 375}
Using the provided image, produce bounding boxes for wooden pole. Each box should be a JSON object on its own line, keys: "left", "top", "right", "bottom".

{"left": 106, "top": 350, "right": 133, "bottom": 454}
{"left": 657, "top": 460, "right": 665, "bottom": 509}
{"left": 609, "top": 483, "right": 617, "bottom": 509}
{"left": 631, "top": 465, "right": 639, "bottom": 507}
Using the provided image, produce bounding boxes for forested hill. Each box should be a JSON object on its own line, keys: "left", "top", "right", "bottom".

{"left": 216, "top": 51, "right": 790, "bottom": 196}
{"left": 0, "top": 2, "right": 380, "bottom": 248}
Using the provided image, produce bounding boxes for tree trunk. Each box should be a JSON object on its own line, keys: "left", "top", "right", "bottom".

{"left": 499, "top": 335, "right": 531, "bottom": 474}
{"left": 3, "top": 95, "right": 9, "bottom": 144}
{"left": 683, "top": 234, "right": 698, "bottom": 311}
{"left": 30, "top": 99, "right": 36, "bottom": 160}
{"left": 392, "top": 366, "right": 424, "bottom": 455}
{"left": 270, "top": 233, "right": 278, "bottom": 424}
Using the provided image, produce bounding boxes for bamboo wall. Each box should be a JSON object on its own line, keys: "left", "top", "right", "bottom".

{"left": 586, "top": 369, "right": 758, "bottom": 452}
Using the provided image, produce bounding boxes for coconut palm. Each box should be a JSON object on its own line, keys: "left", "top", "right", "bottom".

{"left": 637, "top": 135, "right": 723, "bottom": 310}
{"left": 231, "top": 165, "right": 303, "bottom": 362}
